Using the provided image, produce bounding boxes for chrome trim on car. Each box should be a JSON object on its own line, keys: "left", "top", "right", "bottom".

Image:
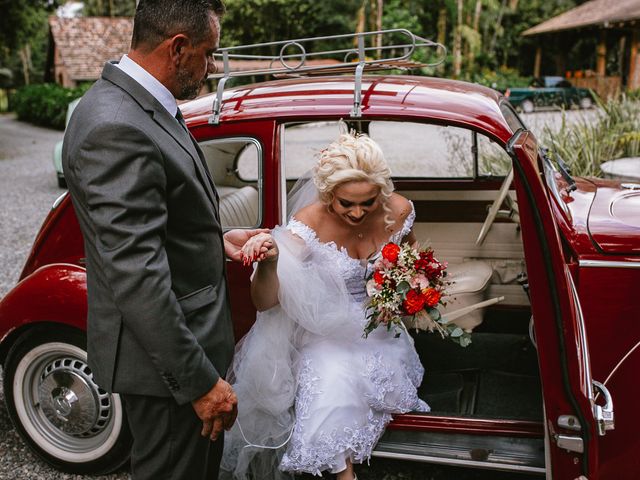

{"left": 52, "top": 191, "right": 68, "bottom": 210}
{"left": 371, "top": 451, "right": 546, "bottom": 474}
{"left": 578, "top": 259, "right": 640, "bottom": 269}
{"left": 568, "top": 272, "right": 593, "bottom": 402}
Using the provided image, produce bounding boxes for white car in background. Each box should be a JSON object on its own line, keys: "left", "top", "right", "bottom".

{"left": 52, "top": 97, "right": 81, "bottom": 188}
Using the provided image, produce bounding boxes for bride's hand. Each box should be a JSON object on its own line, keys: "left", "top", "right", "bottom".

{"left": 224, "top": 228, "right": 270, "bottom": 262}
{"left": 241, "top": 232, "right": 279, "bottom": 266}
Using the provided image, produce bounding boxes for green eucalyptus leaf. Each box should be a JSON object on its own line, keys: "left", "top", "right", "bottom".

{"left": 450, "top": 327, "right": 464, "bottom": 338}
{"left": 396, "top": 281, "right": 411, "bottom": 294}
{"left": 427, "top": 307, "right": 441, "bottom": 321}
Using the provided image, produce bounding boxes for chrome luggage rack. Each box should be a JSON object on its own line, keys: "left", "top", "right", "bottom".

{"left": 208, "top": 29, "right": 446, "bottom": 124}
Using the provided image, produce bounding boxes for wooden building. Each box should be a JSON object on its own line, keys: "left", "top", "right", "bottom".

{"left": 46, "top": 16, "right": 133, "bottom": 87}
{"left": 523, "top": 0, "right": 640, "bottom": 98}
{"left": 45, "top": 16, "right": 339, "bottom": 90}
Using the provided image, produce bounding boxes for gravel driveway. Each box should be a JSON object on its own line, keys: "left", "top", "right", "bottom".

{"left": 0, "top": 114, "right": 127, "bottom": 480}
{"left": 0, "top": 112, "right": 559, "bottom": 479}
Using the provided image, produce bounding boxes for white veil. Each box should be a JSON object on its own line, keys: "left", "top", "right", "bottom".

{"left": 220, "top": 172, "right": 355, "bottom": 480}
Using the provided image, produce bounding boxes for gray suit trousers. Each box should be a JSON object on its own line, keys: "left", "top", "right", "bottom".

{"left": 122, "top": 394, "right": 223, "bottom": 480}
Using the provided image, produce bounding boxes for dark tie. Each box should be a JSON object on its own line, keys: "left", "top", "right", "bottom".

{"left": 175, "top": 109, "right": 189, "bottom": 132}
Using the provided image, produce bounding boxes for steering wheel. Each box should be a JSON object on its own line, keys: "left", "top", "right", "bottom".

{"left": 476, "top": 168, "right": 515, "bottom": 245}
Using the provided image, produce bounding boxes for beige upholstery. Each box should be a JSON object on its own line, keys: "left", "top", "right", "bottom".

{"left": 219, "top": 186, "right": 259, "bottom": 228}
{"left": 442, "top": 260, "right": 493, "bottom": 332}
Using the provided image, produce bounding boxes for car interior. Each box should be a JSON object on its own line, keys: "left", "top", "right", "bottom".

{"left": 199, "top": 118, "right": 543, "bottom": 472}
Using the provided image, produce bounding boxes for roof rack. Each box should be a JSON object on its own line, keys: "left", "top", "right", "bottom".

{"left": 208, "top": 29, "right": 446, "bottom": 124}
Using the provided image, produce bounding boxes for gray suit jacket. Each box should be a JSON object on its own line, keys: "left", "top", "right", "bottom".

{"left": 62, "top": 62, "right": 235, "bottom": 405}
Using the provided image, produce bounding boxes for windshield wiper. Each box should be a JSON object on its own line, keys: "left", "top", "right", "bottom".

{"left": 541, "top": 147, "right": 577, "bottom": 193}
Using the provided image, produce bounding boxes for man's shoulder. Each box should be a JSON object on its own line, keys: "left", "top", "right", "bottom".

{"left": 68, "top": 80, "right": 150, "bottom": 140}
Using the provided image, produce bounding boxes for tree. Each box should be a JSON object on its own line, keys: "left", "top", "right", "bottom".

{"left": 82, "top": 0, "right": 136, "bottom": 17}
{"left": 0, "top": 0, "right": 53, "bottom": 86}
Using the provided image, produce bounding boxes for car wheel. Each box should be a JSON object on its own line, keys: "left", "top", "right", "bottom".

{"left": 57, "top": 174, "right": 67, "bottom": 189}
{"left": 3, "top": 326, "right": 131, "bottom": 474}
{"left": 579, "top": 96, "right": 593, "bottom": 109}
{"left": 521, "top": 99, "right": 534, "bottom": 114}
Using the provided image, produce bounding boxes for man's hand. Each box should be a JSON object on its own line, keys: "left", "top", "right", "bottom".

{"left": 192, "top": 378, "right": 238, "bottom": 441}
{"left": 224, "top": 228, "right": 270, "bottom": 262}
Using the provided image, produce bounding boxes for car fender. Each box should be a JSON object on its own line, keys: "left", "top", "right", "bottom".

{"left": 0, "top": 263, "right": 87, "bottom": 362}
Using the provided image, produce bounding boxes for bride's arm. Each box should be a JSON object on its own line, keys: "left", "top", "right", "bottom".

{"left": 241, "top": 233, "right": 280, "bottom": 311}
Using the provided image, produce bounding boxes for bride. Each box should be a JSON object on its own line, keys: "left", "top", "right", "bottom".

{"left": 220, "top": 130, "right": 429, "bottom": 480}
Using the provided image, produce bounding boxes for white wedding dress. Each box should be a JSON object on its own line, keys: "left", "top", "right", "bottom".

{"left": 221, "top": 203, "right": 429, "bottom": 479}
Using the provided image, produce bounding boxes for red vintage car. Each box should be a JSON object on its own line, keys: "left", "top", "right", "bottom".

{"left": 1, "top": 32, "right": 638, "bottom": 479}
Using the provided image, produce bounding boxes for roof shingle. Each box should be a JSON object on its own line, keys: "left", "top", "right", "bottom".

{"left": 49, "top": 16, "right": 133, "bottom": 81}
{"left": 523, "top": 0, "right": 640, "bottom": 36}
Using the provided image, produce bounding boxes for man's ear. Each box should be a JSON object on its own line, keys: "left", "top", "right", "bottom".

{"left": 169, "top": 34, "right": 190, "bottom": 63}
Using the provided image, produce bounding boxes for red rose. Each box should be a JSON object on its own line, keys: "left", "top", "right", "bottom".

{"left": 373, "top": 270, "right": 385, "bottom": 285}
{"left": 422, "top": 287, "right": 441, "bottom": 308}
{"left": 420, "top": 250, "right": 434, "bottom": 262}
{"left": 381, "top": 243, "right": 401, "bottom": 263}
{"left": 414, "top": 257, "right": 429, "bottom": 271}
{"left": 424, "top": 262, "right": 445, "bottom": 280}
{"left": 403, "top": 289, "right": 426, "bottom": 315}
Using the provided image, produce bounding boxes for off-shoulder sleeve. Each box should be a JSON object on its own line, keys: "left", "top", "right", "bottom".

{"left": 390, "top": 200, "right": 416, "bottom": 244}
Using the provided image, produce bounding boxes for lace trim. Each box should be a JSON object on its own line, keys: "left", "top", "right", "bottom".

{"left": 287, "top": 217, "right": 365, "bottom": 281}
{"left": 293, "top": 357, "right": 321, "bottom": 425}
{"left": 280, "top": 410, "right": 393, "bottom": 475}
{"left": 362, "top": 352, "right": 429, "bottom": 413}
{"left": 287, "top": 201, "right": 415, "bottom": 272}
{"left": 287, "top": 218, "right": 317, "bottom": 244}
{"left": 390, "top": 200, "right": 416, "bottom": 244}
{"left": 279, "top": 350, "right": 428, "bottom": 475}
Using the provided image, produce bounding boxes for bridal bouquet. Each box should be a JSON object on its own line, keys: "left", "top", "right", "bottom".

{"left": 364, "top": 242, "right": 471, "bottom": 347}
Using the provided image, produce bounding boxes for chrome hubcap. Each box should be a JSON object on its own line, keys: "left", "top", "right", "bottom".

{"left": 13, "top": 341, "right": 124, "bottom": 462}
{"left": 38, "top": 357, "right": 112, "bottom": 438}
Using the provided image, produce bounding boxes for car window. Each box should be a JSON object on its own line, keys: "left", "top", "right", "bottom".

{"left": 368, "top": 121, "right": 473, "bottom": 178}
{"left": 199, "top": 137, "right": 262, "bottom": 229}
{"left": 283, "top": 121, "right": 343, "bottom": 179}
{"left": 282, "top": 120, "right": 513, "bottom": 181}
{"left": 500, "top": 102, "right": 527, "bottom": 133}
{"left": 478, "top": 133, "right": 512, "bottom": 176}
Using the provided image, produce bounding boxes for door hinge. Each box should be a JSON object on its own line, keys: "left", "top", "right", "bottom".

{"left": 558, "top": 414, "right": 582, "bottom": 431}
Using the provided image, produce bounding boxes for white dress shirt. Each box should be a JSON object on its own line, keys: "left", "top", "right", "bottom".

{"left": 116, "top": 54, "right": 178, "bottom": 117}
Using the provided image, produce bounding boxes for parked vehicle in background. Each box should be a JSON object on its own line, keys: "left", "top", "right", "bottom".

{"left": 52, "top": 97, "right": 81, "bottom": 188}
{"left": 0, "top": 31, "right": 637, "bottom": 479}
{"left": 506, "top": 76, "right": 595, "bottom": 113}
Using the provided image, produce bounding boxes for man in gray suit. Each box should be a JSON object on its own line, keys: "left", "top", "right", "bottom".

{"left": 62, "top": 1, "right": 264, "bottom": 478}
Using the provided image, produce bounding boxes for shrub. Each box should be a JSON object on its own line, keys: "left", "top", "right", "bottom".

{"left": 10, "top": 83, "right": 90, "bottom": 130}
{"left": 470, "top": 66, "right": 531, "bottom": 93}
{"left": 542, "top": 95, "right": 640, "bottom": 177}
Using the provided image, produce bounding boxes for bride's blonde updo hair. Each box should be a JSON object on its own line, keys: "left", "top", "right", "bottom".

{"left": 313, "top": 129, "right": 395, "bottom": 229}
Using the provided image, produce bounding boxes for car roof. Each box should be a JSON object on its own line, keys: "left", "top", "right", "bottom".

{"left": 181, "top": 75, "right": 514, "bottom": 143}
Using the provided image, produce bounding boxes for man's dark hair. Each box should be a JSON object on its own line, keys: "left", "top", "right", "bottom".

{"left": 132, "top": 0, "right": 225, "bottom": 50}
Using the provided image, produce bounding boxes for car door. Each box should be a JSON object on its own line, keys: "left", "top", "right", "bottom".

{"left": 508, "top": 128, "right": 612, "bottom": 479}
{"left": 193, "top": 119, "right": 279, "bottom": 342}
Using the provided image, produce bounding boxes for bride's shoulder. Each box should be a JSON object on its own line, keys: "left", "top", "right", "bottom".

{"left": 291, "top": 202, "right": 326, "bottom": 228}
{"left": 388, "top": 193, "right": 414, "bottom": 223}
{"left": 287, "top": 202, "right": 327, "bottom": 240}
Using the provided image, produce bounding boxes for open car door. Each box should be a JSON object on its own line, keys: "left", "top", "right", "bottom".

{"left": 508, "top": 129, "right": 614, "bottom": 479}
